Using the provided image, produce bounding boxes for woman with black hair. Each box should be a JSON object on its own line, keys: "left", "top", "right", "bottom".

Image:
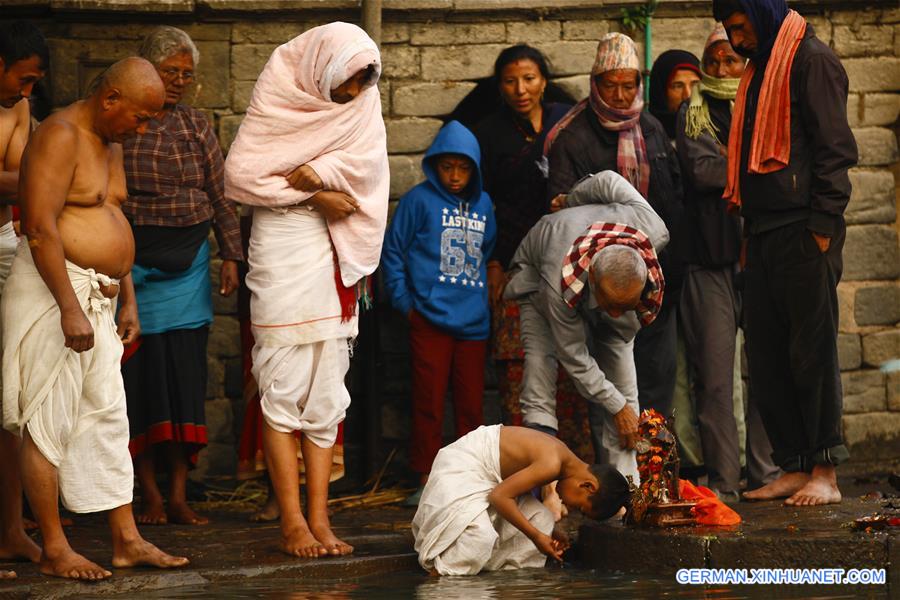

{"left": 473, "top": 46, "right": 593, "bottom": 465}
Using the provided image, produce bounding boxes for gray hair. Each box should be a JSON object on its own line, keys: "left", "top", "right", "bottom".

{"left": 138, "top": 26, "right": 199, "bottom": 67}
{"left": 590, "top": 245, "right": 647, "bottom": 291}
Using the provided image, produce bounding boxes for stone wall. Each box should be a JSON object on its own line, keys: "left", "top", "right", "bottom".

{"left": 3, "top": 0, "right": 898, "bottom": 476}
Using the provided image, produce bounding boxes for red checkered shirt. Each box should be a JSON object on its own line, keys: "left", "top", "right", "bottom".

{"left": 560, "top": 221, "right": 664, "bottom": 327}
{"left": 123, "top": 104, "right": 243, "bottom": 261}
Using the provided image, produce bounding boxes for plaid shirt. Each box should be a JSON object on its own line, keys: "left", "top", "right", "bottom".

{"left": 123, "top": 104, "right": 243, "bottom": 261}
{"left": 560, "top": 221, "right": 664, "bottom": 327}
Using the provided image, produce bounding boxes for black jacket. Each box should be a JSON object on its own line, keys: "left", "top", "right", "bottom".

{"left": 474, "top": 102, "right": 571, "bottom": 269}
{"left": 547, "top": 108, "right": 685, "bottom": 295}
{"left": 675, "top": 96, "right": 742, "bottom": 267}
{"left": 738, "top": 25, "right": 858, "bottom": 236}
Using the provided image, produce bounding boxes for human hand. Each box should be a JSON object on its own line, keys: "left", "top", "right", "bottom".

{"left": 811, "top": 232, "right": 830, "bottom": 253}
{"left": 551, "top": 526, "right": 571, "bottom": 551}
{"left": 116, "top": 301, "right": 141, "bottom": 345}
{"left": 286, "top": 164, "right": 323, "bottom": 193}
{"left": 614, "top": 404, "right": 639, "bottom": 450}
{"left": 219, "top": 260, "right": 239, "bottom": 296}
{"left": 533, "top": 532, "right": 565, "bottom": 562}
{"left": 486, "top": 262, "right": 505, "bottom": 308}
{"left": 550, "top": 194, "right": 567, "bottom": 213}
{"left": 308, "top": 191, "right": 359, "bottom": 221}
{"left": 61, "top": 307, "right": 94, "bottom": 352}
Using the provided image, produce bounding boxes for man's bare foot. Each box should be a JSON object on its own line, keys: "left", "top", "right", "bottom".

{"left": 0, "top": 570, "right": 15, "bottom": 579}
{"left": 0, "top": 528, "right": 42, "bottom": 563}
{"left": 111, "top": 537, "right": 189, "bottom": 569}
{"left": 785, "top": 465, "right": 841, "bottom": 507}
{"left": 280, "top": 525, "right": 328, "bottom": 559}
{"left": 166, "top": 502, "right": 209, "bottom": 526}
{"left": 250, "top": 497, "right": 280, "bottom": 522}
{"left": 310, "top": 521, "right": 353, "bottom": 556}
{"left": 40, "top": 547, "right": 112, "bottom": 580}
{"left": 743, "top": 472, "right": 810, "bottom": 501}
{"left": 136, "top": 501, "right": 167, "bottom": 526}
{"left": 25, "top": 517, "right": 71, "bottom": 530}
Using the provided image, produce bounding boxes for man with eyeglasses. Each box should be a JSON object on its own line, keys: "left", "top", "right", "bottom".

{"left": 546, "top": 33, "right": 683, "bottom": 435}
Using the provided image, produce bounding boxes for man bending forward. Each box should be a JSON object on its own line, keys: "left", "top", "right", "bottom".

{"left": 2, "top": 57, "right": 188, "bottom": 580}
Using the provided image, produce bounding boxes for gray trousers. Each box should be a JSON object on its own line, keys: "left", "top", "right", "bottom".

{"left": 679, "top": 266, "right": 779, "bottom": 492}
{"left": 518, "top": 290, "right": 639, "bottom": 483}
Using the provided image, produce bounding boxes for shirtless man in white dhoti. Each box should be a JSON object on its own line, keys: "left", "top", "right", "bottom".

{"left": 4, "top": 56, "right": 188, "bottom": 580}
{"left": 0, "top": 20, "right": 47, "bottom": 579}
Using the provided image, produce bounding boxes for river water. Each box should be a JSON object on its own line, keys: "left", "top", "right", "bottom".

{"left": 91, "top": 566, "right": 888, "bottom": 599}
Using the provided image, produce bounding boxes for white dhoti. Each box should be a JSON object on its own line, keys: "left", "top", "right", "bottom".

{"left": 412, "top": 425, "right": 554, "bottom": 575}
{"left": 1, "top": 243, "right": 133, "bottom": 513}
{"left": 0, "top": 221, "right": 18, "bottom": 397}
{"left": 246, "top": 207, "right": 356, "bottom": 447}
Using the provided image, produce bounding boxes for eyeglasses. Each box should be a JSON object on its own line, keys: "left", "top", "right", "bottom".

{"left": 159, "top": 68, "right": 194, "bottom": 83}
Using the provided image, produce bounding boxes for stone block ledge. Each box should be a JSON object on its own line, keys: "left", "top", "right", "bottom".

{"left": 580, "top": 497, "right": 898, "bottom": 590}
{"left": 5, "top": 0, "right": 896, "bottom": 17}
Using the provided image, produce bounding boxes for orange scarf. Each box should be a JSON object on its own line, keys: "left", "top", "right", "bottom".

{"left": 723, "top": 10, "right": 807, "bottom": 211}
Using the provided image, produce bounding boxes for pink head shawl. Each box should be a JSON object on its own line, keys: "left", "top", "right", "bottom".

{"left": 225, "top": 22, "right": 389, "bottom": 287}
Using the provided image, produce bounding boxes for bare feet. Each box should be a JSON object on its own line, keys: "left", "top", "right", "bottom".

{"left": 785, "top": 465, "right": 842, "bottom": 507}
{"left": 166, "top": 502, "right": 209, "bottom": 526}
{"left": 136, "top": 501, "right": 168, "bottom": 526}
{"left": 743, "top": 472, "right": 810, "bottom": 501}
{"left": 280, "top": 525, "right": 328, "bottom": 559}
{"left": 0, "top": 528, "right": 42, "bottom": 563}
{"left": 40, "top": 547, "right": 112, "bottom": 580}
{"left": 111, "top": 537, "right": 189, "bottom": 570}
{"left": 0, "top": 570, "right": 15, "bottom": 579}
{"left": 309, "top": 521, "right": 353, "bottom": 556}
{"left": 250, "top": 497, "right": 280, "bottom": 523}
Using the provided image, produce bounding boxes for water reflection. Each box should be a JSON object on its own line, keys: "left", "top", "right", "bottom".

{"left": 79, "top": 567, "right": 889, "bottom": 599}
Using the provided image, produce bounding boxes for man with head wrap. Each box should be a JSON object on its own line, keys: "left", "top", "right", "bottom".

{"left": 546, "top": 32, "right": 683, "bottom": 422}
{"left": 674, "top": 24, "right": 781, "bottom": 502}
{"left": 649, "top": 49, "right": 701, "bottom": 142}
{"left": 712, "top": 0, "right": 858, "bottom": 506}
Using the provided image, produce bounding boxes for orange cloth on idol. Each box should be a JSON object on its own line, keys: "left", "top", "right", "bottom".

{"left": 723, "top": 10, "right": 807, "bottom": 211}
{"left": 679, "top": 479, "right": 742, "bottom": 526}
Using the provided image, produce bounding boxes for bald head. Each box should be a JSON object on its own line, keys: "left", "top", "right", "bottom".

{"left": 95, "top": 56, "right": 165, "bottom": 107}
{"left": 590, "top": 245, "right": 647, "bottom": 318}
{"left": 91, "top": 57, "right": 165, "bottom": 143}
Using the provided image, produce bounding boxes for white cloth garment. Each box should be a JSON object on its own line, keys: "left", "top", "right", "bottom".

{"left": 412, "top": 425, "right": 554, "bottom": 575}
{"left": 253, "top": 337, "right": 350, "bottom": 448}
{"left": 0, "top": 221, "right": 18, "bottom": 395}
{"left": 0, "top": 222, "right": 16, "bottom": 288}
{"left": 247, "top": 206, "right": 357, "bottom": 347}
{"left": 1, "top": 242, "right": 133, "bottom": 513}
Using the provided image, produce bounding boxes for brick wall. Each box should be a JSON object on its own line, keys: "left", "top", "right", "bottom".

{"left": 3, "top": 0, "right": 898, "bottom": 476}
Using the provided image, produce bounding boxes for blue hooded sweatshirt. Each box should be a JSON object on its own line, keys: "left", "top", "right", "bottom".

{"left": 381, "top": 121, "right": 496, "bottom": 340}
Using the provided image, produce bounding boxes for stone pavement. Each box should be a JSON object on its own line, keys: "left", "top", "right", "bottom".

{"left": 0, "top": 505, "right": 419, "bottom": 599}
{"left": 580, "top": 493, "right": 899, "bottom": 591}
{"left": 2, "top": 479, "right": 897, "bottom": 597}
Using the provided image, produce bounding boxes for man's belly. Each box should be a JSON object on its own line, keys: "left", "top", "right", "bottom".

{"left": 57, "top": 204, "right": 134, "bottom": 279}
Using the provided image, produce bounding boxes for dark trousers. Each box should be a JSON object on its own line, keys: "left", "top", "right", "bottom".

{"left": 634, "top": 300, "right": 677, "bottom": 417}
{"left": 744, "top": 221, "right": 849, "bottom": 472}
{"left": 408, "top": 310, "right": 486, "bottom": 474}
{"left": 679, "top": 266, "right": 742, "bottom": 493}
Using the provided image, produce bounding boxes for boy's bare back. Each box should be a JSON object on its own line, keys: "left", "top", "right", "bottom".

{"left": 498, "top": 426, "right": 579, "bottom": 487}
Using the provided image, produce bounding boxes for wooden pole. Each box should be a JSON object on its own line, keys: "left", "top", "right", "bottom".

{"left": 361, "top": 0, "right": 382, "bottom": 46}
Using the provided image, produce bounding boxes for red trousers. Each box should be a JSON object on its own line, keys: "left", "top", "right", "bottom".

{"left": 408, "top": 310, "right": 486, "bottom": 474}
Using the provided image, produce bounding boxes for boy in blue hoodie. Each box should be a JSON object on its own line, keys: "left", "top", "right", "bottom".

{"left": 382, "top": 121, "right": 496, "bottom": 504}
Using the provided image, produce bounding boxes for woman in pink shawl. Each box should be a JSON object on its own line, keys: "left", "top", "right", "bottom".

{"left": 225, "top": 22, "right": 388, "bottom": 558}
